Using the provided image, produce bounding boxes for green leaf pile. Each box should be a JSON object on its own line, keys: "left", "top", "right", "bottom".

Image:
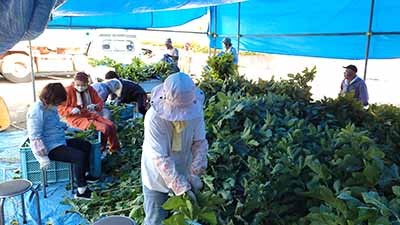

{"left": 65, "top": 55, "right": 400, "bottom": 225}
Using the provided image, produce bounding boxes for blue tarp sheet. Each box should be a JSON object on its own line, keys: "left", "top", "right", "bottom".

{"left": 0, "top": 0, "right": 57, "bottom": 53}
{"left": 209, "top": 0, "right": 400, "bottom": 59}
{"left": 48, "top": 0, "right": 243, "bottom": 29}
{"left": 49, "top": 8, "right": 208, "bottom": 29}
{"left": 0, "top": 130, "right": 86, "bottom": 225}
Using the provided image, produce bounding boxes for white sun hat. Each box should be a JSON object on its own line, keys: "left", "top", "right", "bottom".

{"left": 151, "top": 72, "right": 205, "bottom": 121}
{"left": 105, "top": 78, "right": 122, "bottom": 97}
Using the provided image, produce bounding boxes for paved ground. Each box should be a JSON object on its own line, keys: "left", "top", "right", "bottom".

{"left": 1, "top": 53, "right": 399, "bottom": 131}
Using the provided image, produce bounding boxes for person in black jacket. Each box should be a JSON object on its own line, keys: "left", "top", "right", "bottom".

{"left": 105, "top": 71, "right": 147, "bottom": 115}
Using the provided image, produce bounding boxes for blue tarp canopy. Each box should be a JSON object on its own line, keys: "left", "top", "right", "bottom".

{"left": 1, "top": 0, "right": 400, "bottom": 58}
{"left": 209, "top": 0, "right": 400, "bottom": 59}
{"left": 0, "top": 0, "right": 242, "bottom": 53}
{"left": 47, "top": 0, "right": 245, "bottom": 29}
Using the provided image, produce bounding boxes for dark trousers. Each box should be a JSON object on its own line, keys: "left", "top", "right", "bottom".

{"left": 48, "top": 138, "right": 91, "bottom": 187}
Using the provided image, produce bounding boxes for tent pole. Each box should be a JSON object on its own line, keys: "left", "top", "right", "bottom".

{"left": 237, "top": 2, "right": 241, "bottom": 56}
{"left": 363, "top": 0, "right": 375, "bottom": 80}
{"left": 29, "top": 40, "right": 37, "bottom": 102}
{"left": 213, "top": 6, "right": 217, "bottom": 56}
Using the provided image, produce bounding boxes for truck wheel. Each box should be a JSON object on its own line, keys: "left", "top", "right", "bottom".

{"left": 1, "top": 54, "right": 35, "bottom": 83}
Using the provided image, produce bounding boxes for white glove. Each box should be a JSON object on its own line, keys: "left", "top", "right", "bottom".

{"left": 190, "top": 175, "right": 203, "bottom": 193}
{"left": 87, "top": 104, "right": 97, "bottom": 112}
{"left": 39, "top": 157, "right": 51, "bottom": 170}
{"left": 71, "top": 107, "right": 80, "bottom": 115}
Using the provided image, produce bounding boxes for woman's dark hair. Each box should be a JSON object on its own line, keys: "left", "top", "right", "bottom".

{"left": 105, "top": 71, "right": 119, "bottom": 80}
{"left": 39, "top": 83, "right": 67, "bottom": 106}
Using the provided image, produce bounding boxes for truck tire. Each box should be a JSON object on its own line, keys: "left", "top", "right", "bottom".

{"left": 1, "top": 54, "right": 34, "bottom": 83}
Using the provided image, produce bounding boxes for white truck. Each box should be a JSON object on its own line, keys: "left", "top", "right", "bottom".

{"left": 0, "top": 30, "right": 137, "bottom": 83}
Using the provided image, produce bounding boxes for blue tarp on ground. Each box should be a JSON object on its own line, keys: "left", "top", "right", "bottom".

{"left": 209, "top": 0, "right": 400, "bottom": 59}
{"left": 0, "top": 130, "right": 86, "bottom": 225}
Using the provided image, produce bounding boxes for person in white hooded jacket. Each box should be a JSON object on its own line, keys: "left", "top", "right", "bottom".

{"left": 141, "top": 72, "right": 208, "bottom": 225}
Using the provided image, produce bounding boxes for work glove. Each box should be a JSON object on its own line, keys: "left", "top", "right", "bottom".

{"left": 40, "top": 157, "right": 51, "bottom": 170}
{"left": 87, "top": 104, "right": 97, "bottom": 112}
{"left": 190, "top": 175, "right": 203, "bottom": 194}
{"left": 71, "top": 107, "right": 80, "bottom": 115}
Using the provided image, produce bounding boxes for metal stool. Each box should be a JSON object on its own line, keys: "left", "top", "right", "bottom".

{"left": 93, "top": 215, "right": 136, "bottom": 225}
{"left": 41, "top": 163, "right": 74, "bottom": 198}
{"left": 0, "top": 179, "right": 41, "bottom": 225}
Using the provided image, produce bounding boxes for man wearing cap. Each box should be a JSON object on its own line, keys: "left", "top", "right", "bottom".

{"left": 340, "top": 65, "right": 369, "bottom": 106}
{"left": 218, "top": 37, "right": 238, "bottom": 65}
{"left": 58, "top": 72, "right": 120, "bottom": 153}
{"left": 164, "top": 38, "right": 179, "bottom": 65}
{"left": 141, "top": 72, "right": 208, "bottom": 225}
{"left": 91, "top": 79, "right": 123, "bottom": 119}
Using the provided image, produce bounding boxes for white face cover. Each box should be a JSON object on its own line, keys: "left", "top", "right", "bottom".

{"left": 75, "top": 85, "right": 88, "bottom": 92}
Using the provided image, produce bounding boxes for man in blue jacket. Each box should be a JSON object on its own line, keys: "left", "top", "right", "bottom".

{"left": 340, "top": 65, "right": 369, "bottom": 106}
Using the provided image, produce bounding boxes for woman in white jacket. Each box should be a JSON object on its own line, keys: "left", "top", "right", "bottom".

{"left": 141, "top": 73, "right": 208, "bottom": 225}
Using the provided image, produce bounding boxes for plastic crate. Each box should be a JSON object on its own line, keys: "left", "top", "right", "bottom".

{"left": 89, "top": 132, "right": 102, "bottom": 178}
{"left": 119, "top": 103, "right": 135, "bottom": 120}
{"left": 20, "top": 139, "right": 70, "bottom": 184}
{"left": 20, "top": 132, "right": 102, "bottom": 184}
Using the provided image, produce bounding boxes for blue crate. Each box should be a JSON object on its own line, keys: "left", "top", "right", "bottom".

{"left": 119, "top": 103, "right": 135, "bottom": 120}
{"left": 20, "top": 139, "right": 70, "bottom": 184}
{"left": 20, "top": 132, "right": 102, "bottom": 184}
{"left": 89, "top": 132, "right": 102, "bottom": 178}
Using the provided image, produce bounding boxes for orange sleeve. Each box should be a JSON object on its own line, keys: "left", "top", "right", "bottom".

{"left": 58, "top": 85, "right": 76, "bottom": 117}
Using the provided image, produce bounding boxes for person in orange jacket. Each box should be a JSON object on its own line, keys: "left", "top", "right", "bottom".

{"left": 58, "top": 72, "right": 120, "bottom": 153}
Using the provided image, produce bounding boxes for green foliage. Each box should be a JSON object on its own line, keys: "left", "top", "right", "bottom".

{"left": 89, "top": 56, "right": 177, "bottom": 82}
{"left": 162, "top": 192, "right": 222, "bottom": 225}
{"left": 202, "top": 54, "right": 238, "bottom": 81}
{"left": 63, "top": 118, "right": 145, "bottom": 224}
{"left": 66, "top": 55, "right": 400, "bottom": 225}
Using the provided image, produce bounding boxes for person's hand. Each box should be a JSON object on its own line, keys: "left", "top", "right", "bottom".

{"left": 190, "top": 175, "right": 203, "bottom": 193}
{"left": 40, "top": 158, "right": 51, "bottom": 170}
{"left": 87, "top": 104, "right": 97, "bottom": 112}
{"left": 38, "top": 156, "right": 51, "bottom": 170}
{"left": 71, "top": 107, "right": 80, "bottom": 115}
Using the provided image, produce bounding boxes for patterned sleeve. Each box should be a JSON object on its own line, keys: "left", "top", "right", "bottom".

{"left": 191, "top": 117, "right": 208, "bottom": 175}
{"left": 153, "top": 156, "right": 191, "bottom": 195}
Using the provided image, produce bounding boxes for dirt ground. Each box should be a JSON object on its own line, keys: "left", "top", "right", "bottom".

{"left": 0, "top": 53, "right": 399, "bottom": 132}
{"left": 0, "top": 76, "right": 74, "bottom": 130}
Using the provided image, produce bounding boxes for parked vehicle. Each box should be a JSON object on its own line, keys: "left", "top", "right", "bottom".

{"left": 0, "top": 30, "right": 137, "bottom": 83}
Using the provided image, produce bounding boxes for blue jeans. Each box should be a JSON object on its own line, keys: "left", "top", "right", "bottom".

{"left": 143, "top": 185, "right": 169, "bottom": 225}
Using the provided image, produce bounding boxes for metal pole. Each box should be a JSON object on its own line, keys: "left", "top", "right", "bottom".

{"left": 363, "top": 0, "right": 375, "bottom": 80}
{"left": 237, "top": 2, "right": 241, "bottom": 56}
{"left": 29, "top": 40, "right": 37, "bottom": 102}
{"left": 213, "top": 6, "right": 217, "bottom": 56}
